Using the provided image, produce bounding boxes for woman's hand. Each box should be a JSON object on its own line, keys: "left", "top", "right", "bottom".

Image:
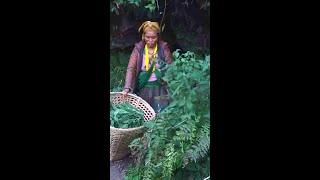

{"left": 122, "top": 88, "right": 130, "bottom": 96}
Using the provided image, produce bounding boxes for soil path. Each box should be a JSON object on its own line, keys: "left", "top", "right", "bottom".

{"left": 110, "top": 156, "right": 133, "bottom": 180}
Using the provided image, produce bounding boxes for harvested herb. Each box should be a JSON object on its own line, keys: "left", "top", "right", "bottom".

{"left": 110, "top": 102, "right": 145, "bottom": 128}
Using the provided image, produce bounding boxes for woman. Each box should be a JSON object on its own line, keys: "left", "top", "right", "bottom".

{"left": 122, "top": 21, "right": 173, "bottom": 112}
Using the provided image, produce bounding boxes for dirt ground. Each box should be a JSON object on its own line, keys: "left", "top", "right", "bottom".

{"left": 110, "top": 156, "right": 133, "bottom": 180}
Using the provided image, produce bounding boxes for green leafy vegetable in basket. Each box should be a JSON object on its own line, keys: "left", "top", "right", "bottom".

{"left": 110, "top": 102, "right": 145, "bottom": 128}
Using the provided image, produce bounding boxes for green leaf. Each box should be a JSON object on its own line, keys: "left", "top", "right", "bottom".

{"left": 144, "top": 3, "right": 156, "bottom": 12}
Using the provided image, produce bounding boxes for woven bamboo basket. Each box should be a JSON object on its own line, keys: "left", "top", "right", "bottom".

{"left": 110, "top": 92, "right": 156, "bottom": 161}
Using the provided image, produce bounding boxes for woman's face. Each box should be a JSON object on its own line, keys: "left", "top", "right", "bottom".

{"left": 144, "top": 30, "right": 158, "bottom": 48}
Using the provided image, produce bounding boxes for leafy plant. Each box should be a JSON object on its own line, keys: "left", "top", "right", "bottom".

{"left": 144, "top": 0, "right": 156, "bottom": 12}
{"left": 110, "top": 0, "right": 156, "bottom": 14}
{"left": 125, "top": 50, "right": 210, "bottom": 179}
{"left": 110, "top": 102, "right": 145, "bottom": 128}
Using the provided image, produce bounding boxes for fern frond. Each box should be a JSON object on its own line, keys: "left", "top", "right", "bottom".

{"left": 183, "top": 135, "right": 210, "bottom": 164}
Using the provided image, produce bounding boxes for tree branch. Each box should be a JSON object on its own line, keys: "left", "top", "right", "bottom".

{"left": 160, "top": 0, "right": 167, "bottom": 33}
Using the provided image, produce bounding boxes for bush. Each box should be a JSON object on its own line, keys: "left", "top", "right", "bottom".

{"left": 125, "top": 50, "right": 210, "bottom": 180}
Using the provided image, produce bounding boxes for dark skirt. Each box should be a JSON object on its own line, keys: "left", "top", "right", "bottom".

{"left": 137, "top": 84, "right": 170, "bottom": 113}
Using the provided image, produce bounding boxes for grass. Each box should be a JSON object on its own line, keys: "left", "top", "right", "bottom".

{"left": 110, "top": 50, "right": 131, "bottom": 92}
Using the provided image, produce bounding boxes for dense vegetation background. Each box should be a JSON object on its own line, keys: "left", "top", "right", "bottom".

{"left": 109, "top": 0, "right": 210, "bottom": 54}
{"left": 109, "top": 0, "right": 210, "bottom": 91}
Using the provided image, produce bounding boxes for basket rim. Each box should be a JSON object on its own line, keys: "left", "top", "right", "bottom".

{"left": 110, "top": 92, "right": 145, "bottom": 101}
{"left": 110, "top": 126, "right": 145, "bottom": 131}
{"left": 110, "top": 91, "right": 155, "bottom": 130}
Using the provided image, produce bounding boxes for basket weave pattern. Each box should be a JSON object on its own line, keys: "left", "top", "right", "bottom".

{"left": 110, "top": 92, "right": 156, "bottom": 161}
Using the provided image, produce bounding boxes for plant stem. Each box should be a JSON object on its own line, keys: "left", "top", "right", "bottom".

{"left": 160, "top": 0, "right": 167, "bottom": 33}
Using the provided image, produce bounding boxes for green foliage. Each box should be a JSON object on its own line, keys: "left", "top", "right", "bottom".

{"left": 184, "top": 135, "right": 210, "bottom": 163}
{"left": 110, "top": 0, "right": 211, "bottom": 14}
{"left": 174, "top": 156, "right": 210, "bottom": 180}
{"left": 110, "top": 50, "right": 131, "bottom": 92}
{"left": 144, "top": 0, "right": 156, "bottom": 13}
{"left": 110, "top": 0, "right": 156, "bottom": 14}
{"left": 110, "top": 102, "right": 145, "bottom": 128}
{"left": 125, "top": 50, "right": 210, "bottom": 179}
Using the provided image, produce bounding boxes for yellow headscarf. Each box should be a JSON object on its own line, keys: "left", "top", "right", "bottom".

{"left": 138, "top": 21, "right": 160, "bottom": 40}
